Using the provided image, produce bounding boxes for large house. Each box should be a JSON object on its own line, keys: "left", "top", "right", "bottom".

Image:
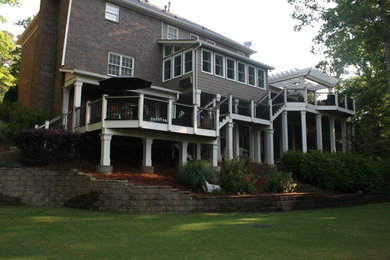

{"left": 17, "top": 0, "right": 355, "bottom": 173}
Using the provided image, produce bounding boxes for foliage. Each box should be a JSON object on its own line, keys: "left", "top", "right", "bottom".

{"left": 280, "top": 150, "right": 305, "bottom": 178}
{"left": 281, "top": 150, "right": 390, "bottom": 194}
{"left": 0, "top": 0, "right": 20, "bottom": 23}
{"left": 0, "top": 101, "right": 45, "bottom": 136}
{"left": 13, "top": 129, "right": 88, "bottom": 165}
{"left": 178, "top": 160, "right": 215, "bottom": 192}
{"left": 0, "top": 120, "right": 10, "bottom": 141}
{"left": 0, "top": 31, "right": 17, "bottom": 100}
{"left": 219, "top": 157, "right": 256, "bottom": 194}
{"left": 2, "top": 85, "right": 17, "bottom": 102}
{"left": 265, "top": 169, "right": 297, "bottom": 193}
{"left": 288, "top": 0, "right": 390, "bottom": 148}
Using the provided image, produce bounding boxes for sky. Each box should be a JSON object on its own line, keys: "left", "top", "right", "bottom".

{"left": 0, "top": 0, "right": 325, "bottom": 73}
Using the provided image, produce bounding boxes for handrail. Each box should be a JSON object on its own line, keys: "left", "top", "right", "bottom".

{"left": 213, "top": 95, "right": 230, "bottom": 110}
{"left": 174, "top": 102, "right": 193, "bottom": 108}
{"left": 105, "top": 96, "right": 139, "bottom": 99}
{"left": 272, "top": 89, "right": 285, "bottom": 101}
{"left": 90, "top": 98, "right": 103, "bottom": 105}
{"left": 203, "top": 97, "right": 217, "bottom": 109}
{"left": 256, "top": 94, "right": 269, "bottom": 105}
{"left": 144, "top": 96, "right": 168, "bottom": 103}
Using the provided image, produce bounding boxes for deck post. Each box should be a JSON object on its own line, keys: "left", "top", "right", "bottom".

{"left": 142, "top": 137, "right": 154, "bottom": 173}
{"left": 167, "top": 99, "right": 173, "bottom": 131}
{"left": 225, "top": 121, "right": 233, "bottom": 159}
{"left": 85, "top": 101, "right": 91, "bottom": 131}
{"left": 281, "top": 110, "right": 288, "bottom": 153}
{"left": 62, "top": 87, "right": 70, "bottom": 128}
{"left": 179, "top": 141, "right": 189, "bottom": 166}
{"left": 228, "top": 94, "right": 233, "bottom": 116}
{"left": 254, "top": 128, "right": 262, "bottom": 163}
{"left": 138, "top": 94, "right": 144, "bottom": 127}
{"left": 196, "top": 143, "right": 201, "bottom": 160}
{"left": 233, "top": 123, "right": 240, "bottom": 157}
{"left": 301, "top": 111, "right": 307, "bottom": 153}
{"left": 96, "top": 132, "right": 113, "bottom": 173}
{"left": 315, "top": 114, "right": 323, "bottom": 151}
{"left": 264, "top": 127, "right": 274, "bottom": 165}
{"left": 329, "top": 117, "right": 336, "bottom": 153}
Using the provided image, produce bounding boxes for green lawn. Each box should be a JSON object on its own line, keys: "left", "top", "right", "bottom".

{"left": 0, "top": 203, "right": 389, "bottom": 260}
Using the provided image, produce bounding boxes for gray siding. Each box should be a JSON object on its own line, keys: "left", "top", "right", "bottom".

{"left": 195, "top": 50, "right": 268, "bottom": 102}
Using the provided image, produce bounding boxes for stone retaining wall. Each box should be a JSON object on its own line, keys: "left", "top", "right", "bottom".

{"left": 1, "top": 168, "right": 389, "bottom": 213}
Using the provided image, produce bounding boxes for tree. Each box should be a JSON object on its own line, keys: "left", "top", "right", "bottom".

{"left": 288, "top": 0, "right": 390, "bottom": 152}
{"left": 0, "top": 0, "right": 20, "bottom": 23}
{"left": 0, "top": 31, "right": 17, "bottom": 100}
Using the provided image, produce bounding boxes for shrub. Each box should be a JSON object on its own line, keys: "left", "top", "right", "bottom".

{"left": 265, "top": 170, "right": 297, "bottom": 193}
{"left": 281, "top": 150, "right": 390, "bottom": 194}
{"left": 13, "top": 128, "right": 87, "bottom": 165}
{"left": 178, "top": 160, "right": 215, "bottom": 192}
{"left": 219, "top": 157, "right": 256, "bottom": 194}
{"left": 281, "top": 150, "right": 304, "bottom": 179}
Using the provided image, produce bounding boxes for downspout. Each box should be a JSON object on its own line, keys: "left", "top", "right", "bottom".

{"left": 192, "top": 42, "right": 202, "bottom": 104}
{"left": 61, "top": 0, "right": 73, "bottom": 66}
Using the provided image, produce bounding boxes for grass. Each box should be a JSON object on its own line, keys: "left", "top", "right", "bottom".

{"left": 0, "top": 203, "right": 389, "bottom": 259}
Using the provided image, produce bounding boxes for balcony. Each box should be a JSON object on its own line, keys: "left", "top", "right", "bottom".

{"left": 73, "top": 94, "right": 218, "bottom": 137}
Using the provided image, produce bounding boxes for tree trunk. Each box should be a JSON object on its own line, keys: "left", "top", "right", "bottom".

{"left": 379, "top": 0, "right": 390, "bottom": 93}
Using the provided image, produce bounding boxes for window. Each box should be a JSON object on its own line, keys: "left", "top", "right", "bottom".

{"left": 184, "top": 51, "right": 192, "bottom": 73}
{"left": 206, "top": 39, "right": 216, "bottom": 45}
{"left": 108, "top": 52, "right": 133, "bottom": 76}
{"left": 226, "top": 58, "right": 235, "bottom": 80}
{"left": 173, "top": 45, "right": 182, "bottom": 53}
{"left": 167, "top": 25, "right": 178, "bottom": 39}
{"left": 214, "top": 54, "right": 224, "bottom": 77}
{"left": 237, "top": 62, "right": 246, "bottom": 83}
{"left": 202, "top": 50, "right": 212, "bottom": 73}
{"left": 164, "top": 45, "right": 172, "bottom": 57}
{"left": 174, "top": 55, "right": 182, "bottom": 77}
{"left": 248, "top": 66, "right": 255, "bottom": 86}
{"left": 190, "top": 34, "right": 199, "bottom": 40}
{"left": 163, "top": 59, "right": 172, "bottom": 81}
{"left": 258, "top": 69, "right": 266, "bottom": 89}
{"left": 105, "top": 3, "right": 119, "bottom": 22}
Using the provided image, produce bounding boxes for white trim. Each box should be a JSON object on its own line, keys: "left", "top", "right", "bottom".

{"left": 61, "top": 0, "right": 73, "bottom": 66}
{"left": 190, "top": 33, "right": 199, "bottom": 40}
{"left": 214, "top": 53, "right": 225, "bottom": 78}
{"left": 206, "top": 39, "right": 216, "bottom": 46}
{"left": 201, "top": 49, "right": 213, "bottom": 75}
{"left": 167, "top": 25, "right": 179, "bottom": 39}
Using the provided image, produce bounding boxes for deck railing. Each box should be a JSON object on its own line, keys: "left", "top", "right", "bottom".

{"left": 106, "top": 96, "right": 138, "bottom": 120}
{"left": 173, "top": 103, "right": 193, "bottom": 127}
{"left": 198, "top": 107, "right": 216, "bottom": 130}
{"left": 90, "top": 99, "right": 102, "bottom": 124}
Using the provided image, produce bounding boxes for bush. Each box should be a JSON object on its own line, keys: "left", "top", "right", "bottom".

{"left": 178, "top": 160, "right": 215, "bottom": 192}
{"left": 281, "top": 150, "right": 305, "bottom": 179}
{"left": 265, "top": 170, "right": 297, "bottom": 193}
{"left": 0, "top": 102, "right": 46, "bottom": 137}
{"left": 281, "top": 150, "right": 390, "bottom": 194}
{"left": 13, "top": 129, "right": 87, "bottom": 165}
{"left": 219, "top": 157, "right": 256, "bottom": 194}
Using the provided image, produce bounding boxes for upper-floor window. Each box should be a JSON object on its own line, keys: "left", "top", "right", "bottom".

{"left": 215, "top": 54, "right": 224, "bottom": 77}
{"left": 258, "top": 69, "right": 265, "bottom": 89}
{"left": 190, "top": 34, "right": 199, "bottom": 40}
{"left": 174, "top": 55, "right": 182, "bottom": 78}
{"left": 163, "top": 59, "right": 172, "bottom": 81}
{"left": 248, "top": 66, "right": 256, "bottom": 86}
{"left": 237, "top": 62, "right": 246, "bottom": 83}
{"left": 206, "top": 39, "right": 216, "bottom": 46}
{"left": 226, "top": 58, "right": 235, "bottom": 80}
{"left": 202, "top": 50, "right": 212, "bottom": 74}
{"left": 184, "top": 51, "right": 192, "bottom": 74}
{"left": 167, "top": 25, "right": 179, "bottom": 39}
{"left": 108, "top": 52, "right": 134, "bottom": 76}
{"left": 105, "top": 3, "right": 119, "bottom": 22}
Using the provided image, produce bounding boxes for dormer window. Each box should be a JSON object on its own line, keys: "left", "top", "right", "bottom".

{"left": 105, "top": 3, "right": 119, "bottom": 22}
{"left": 167, "top": 25, "right": 179, "bottom": 39}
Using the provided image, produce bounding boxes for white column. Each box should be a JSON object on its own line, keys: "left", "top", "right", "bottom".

{"left": 315, "top": 114, "right": 323, "bottom": 151}
{"left": 225, "top": 121, "right": 233, "bottom": 159}
{"left": 234, "top": 98, "right": 239, "bottom": 114}
{"left": 249, "top": 126, "right": 255, "bottom": 161}
{"left": 301, "top": 111, "right": 307, "bottom": 153}
{"left": 254, "top": 129, "right": 262, "bottom": 163}
{"left": 329, "top": 117, "right": 336, "bottom": 153}
{"left": 73, "top": 81, "right": 83, "bottom": 107}
{"left": 142, "top": 137, "right": 154, "bottom": 173}
{"left": 264, "top": 128, "right": 274, "bottom": 165}
{"left": 233, "top": 123, "right": 240, "bottom": 157}
{"left": 100, "top": 133, "right": 112, "bottom": 166}
{"left": 211, "top": 143, "right": 219, "bottom": 169}
{"left": 281, "top": 111, "right": 288, "bottom": 153}
{"left": 179, "top": 141, "right": 189, "bottom": 166}
{"left": 196, "top": 143, "right": 201, "bottom": 160}
{"left": 138, "top": 94, "right": 144, "bottom": 126}
{"left": 341, "top": 119, "right": 347, "bottom": 153}
{"left": 195, "top": 89, "right": 202, "bottom": 106}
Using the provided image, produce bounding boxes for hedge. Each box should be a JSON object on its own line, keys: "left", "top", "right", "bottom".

{"left": 281, "top": 150, "right": 390, "bottom": 194}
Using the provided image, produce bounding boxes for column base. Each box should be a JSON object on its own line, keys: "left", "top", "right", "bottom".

{"left": 212, "top": 166, "right": 221, "bottom": 172}
{"left": 95, "top": 165, "right": 113, "bottom": 174}
{"left": 142, "top": 166, "right": 154, "bottom": 173}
